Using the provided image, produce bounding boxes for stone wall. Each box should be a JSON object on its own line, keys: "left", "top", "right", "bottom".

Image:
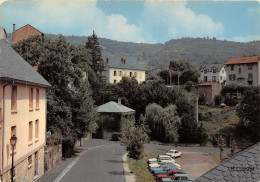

{"left": 2, "top": 147, "right": 44, "bottom": 182}
{"left": 44, "top": 144, "right": 62, "bottom": 172}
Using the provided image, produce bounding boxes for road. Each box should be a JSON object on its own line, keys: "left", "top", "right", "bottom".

{"left": 60, "top": 139, "right": 126, "bottom": 182}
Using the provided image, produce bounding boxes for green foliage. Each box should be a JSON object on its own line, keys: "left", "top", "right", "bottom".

{"left": 224, "top": 97, "right": 238, "bottom": 106}
{"left": 236, "top": 86, "right": 260, "bottom": 143}
{"left": 184, "top": 81, "right": 194, "bottom": 92}
{"left": 120, "top": 119, "right": 148, "bottom": 159}
{"left": 12, "top": 35, "right": 98, "bottom": 154}
{"left": 111, "top": 132, "right": 121, "bottom": 141}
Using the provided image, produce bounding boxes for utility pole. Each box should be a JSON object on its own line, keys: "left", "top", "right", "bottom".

{"left": 177, "top": 68, "right": 179, "bottom": 93}
{"left": 196, "top": 96, "right": 199, "bottom": 123}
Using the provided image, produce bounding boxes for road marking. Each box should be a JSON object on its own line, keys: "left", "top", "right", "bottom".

{"left": 53, "top": 144, "right": 117, "bottom": 182}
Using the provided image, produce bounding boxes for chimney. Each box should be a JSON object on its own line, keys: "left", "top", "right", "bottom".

{"left": 106, "top": 58, "right": 109, "bottom": 64}
{"left": 12, "top": 24, "right": 15, "bottom": 42}
{"left": 118, "top": 98, "right": 121, "bottom": 105}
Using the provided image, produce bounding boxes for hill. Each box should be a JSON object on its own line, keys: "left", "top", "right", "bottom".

{"left": 7, "top": 33, "right": 260, "bottom": 69}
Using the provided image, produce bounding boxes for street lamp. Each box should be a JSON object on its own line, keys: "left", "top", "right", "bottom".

{"left": 10, "top": 135, "right": 17, "bottom": 182}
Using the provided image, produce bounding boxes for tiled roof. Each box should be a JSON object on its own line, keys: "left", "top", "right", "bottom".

{"left": 195, "top": 142, "right": 260, "bottom": 182}
{"left": 15, "top": 24, "right": 44, "bottom": 35}
{"left": 97, "top": 101, "right": 135, "bottom": 113}
{"left": 0, "top": 38, "right": 50, "bottom": 87}
{"left": 201, "top": 64, "right": 224, "bottom": 72}
{"left": 105, "top": 58, "right": 146, "bottom": 71}
{"left": 226, "top": 56, "right": 260, "bottom": 65}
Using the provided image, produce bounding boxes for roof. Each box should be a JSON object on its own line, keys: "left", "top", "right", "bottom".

{"left": 195, "top": 142, "right": 260, "bottom": 182}
{"left": 226, "top": 56, "right": 260, "bottom": 65}
{"left": 201, "top": 64, "right": 224, "bottom": 72}
{"left": 15, "top": 24, "right": 44, "bottom": 36}
{"left": 97, "top": 101, "right": 135, "bottom": 113}
{"left": 0, "top": 38, "right": 50, "bottom": 87}
{"left": 105, "top": 58, "right": 146, "bottom": 71}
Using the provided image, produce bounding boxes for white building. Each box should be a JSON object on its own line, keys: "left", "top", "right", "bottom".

{"left": 200, "top": 64, "right": 226, "bottom": 84}
{"left": 103, "top": 58, "right": 146, "bottom": 84}
{"left": 225, "top": 56, "right": 260, "bottom": 86}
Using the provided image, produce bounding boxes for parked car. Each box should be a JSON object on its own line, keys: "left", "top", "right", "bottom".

{"left": 148, "top": 155, "right": 174, "bottom": 163}
{"left": 156, "top": 169, "right": 185, "bottom": 181}
{"left": 160, "top": 173, "right": 193, "bottom": 182}
{"left": 150, "top": 163, "right": 179, "bottom": 172}
{"left": 165, "top": 149, "right": 182, "bottom": 158}
{"left": 149, "top": 161, "right": 181, "bottom": 169}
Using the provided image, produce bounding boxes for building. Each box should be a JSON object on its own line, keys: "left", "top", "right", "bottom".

{"left": 195, "top": 142, "right": 260, "bottom": 182}
{"left": 12, "top": 24, "right": 44, "bottom": 43}
{"left": 200, "top": 64, "right": 226, "bottom": 84}
{"left": 0, "top": 38, "right": 50, "bottom": 182}
{"left": 103, "top": 58, "right": 146, "bottom": 84}
{"left": 0, "top": 27, "right": 7, "bottom": 40}
{"left": 198, "top": 82, "right": 222, "bottom": 106}
{"left": 225, "top": 56, "right": 260, "bottom": 86}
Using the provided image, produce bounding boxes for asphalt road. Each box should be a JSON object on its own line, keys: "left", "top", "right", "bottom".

{"left": 60, "top": 139, "right": 126, "bottom": 182}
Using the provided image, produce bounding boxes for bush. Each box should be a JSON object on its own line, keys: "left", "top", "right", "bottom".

{"left": 214, "top": 95, "right": 223, "bottom": 106}
{"left": 111, "top": 132, "right": 121, "bottom": 141}
{"left": 224, "top": 97, "right": 238, "bottom": 106}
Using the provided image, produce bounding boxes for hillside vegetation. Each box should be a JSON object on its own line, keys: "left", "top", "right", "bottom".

{"left": 7, "top": 33, "right": 260, "bottom": 69}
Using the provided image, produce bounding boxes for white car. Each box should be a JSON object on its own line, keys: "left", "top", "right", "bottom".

{"left": 149, "top": 161, "right": 181, "bottom": 169}
{"left": 165, "top": 149, "right": 182, "bottom": 158}
{"left": 148, "top": 155, "right": 174, "bottom": 163}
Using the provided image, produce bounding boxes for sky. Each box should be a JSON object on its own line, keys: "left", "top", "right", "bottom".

{"left": 0, "top": 0, "right": 259, "bottom": 43}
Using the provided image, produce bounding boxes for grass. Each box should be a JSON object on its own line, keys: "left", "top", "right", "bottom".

{"left": 127, "top": 150, "right": 167, "bottom": 182}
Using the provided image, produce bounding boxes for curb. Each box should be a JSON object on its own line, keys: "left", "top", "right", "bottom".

{"left": 122, "top": 153, "right": 135, "bottom": 182}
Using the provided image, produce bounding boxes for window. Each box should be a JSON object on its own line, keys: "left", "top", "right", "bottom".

{"left": 229, "top": 74, "right": 236, "bottom": 81}
{"left": 34, "top": 151, "right": 38, "bottom": 176}
{"left": 222, "top": 70, "right": 224, "bottom": 74}
{"left": 119, "top": 71, "right": 122, "bottom": 76}
{"left": 28, "top": 155, "right": 32, "bottom": 167}
{"left": 134, "top": 72, "right": 137, "bottom": 78}
{"left": 28, "top": 121, "right": 33, "bottom": 142}
{"left": 231, "top": 65, "right": 234, "bottom": 71}
{"left": 212, "top": 68, "right": 216, "bottom": 73}
{"left": 35, "top": 120, "right": 39, "bottom": 139}
{"left": 36, "top": 89, "right": 39, "bottom": 108}
{"left": 114, "top": 79, "right": 117, "bottom": 84}
{"left": 114, "top": 71, "right": 117, "bottom": 76}
{"left": 130, "top": 72, "right": 132, "bottom": 77}
{"left": 204, "top": 76, "right": 207, "bottom": 82}
{"left": 248, "top": 64, "right": 253, "bottom": 70}
{"left": 238, "top": 68, "right": 241, "bottom": 74}
{"left": 10, "top": 126, "right": 16, "bottom": 150}
{"left": 29, "top": 88, "right": 33, "bottom": 110}
{"left": 11, "top": 86, "right": 17, "bottom": 111}
{"left": 220, "top": 76, "right": 222, "bottom": 80}
{"left": 212, "top": 76, "right": 216, "bottom": 82}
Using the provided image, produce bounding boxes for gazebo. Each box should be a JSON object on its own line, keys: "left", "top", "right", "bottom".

{"left": 95, "top": 100, "right": 135, "bottom": 139}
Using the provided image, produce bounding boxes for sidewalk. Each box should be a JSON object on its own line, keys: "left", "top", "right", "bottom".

{"left": 122, "top": 153, "right": 135, "bottom": 182}
{"left": 37, "top": 147, "right": 85, "bottom": 182}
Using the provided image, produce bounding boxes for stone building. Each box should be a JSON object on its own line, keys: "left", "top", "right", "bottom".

{"left": 12, "top": 24, "right": 44, "bottom": 43}
{"left": 225, "top": 56, "right": 260, "bottom": 86}
{"left": 103, "top": 58, "right": 146, "bottom": 84}
{"left": 0, "top": 38, "right": 50, "bottom": 182}
{"left": 198, "top": 82, "right": 222, "bottom": 106}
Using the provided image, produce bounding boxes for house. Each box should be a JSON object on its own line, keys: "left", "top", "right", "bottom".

{"left": 0, "top": 26, "right": 7, "bottom": 39}
{"left": 195, "top": 142, "right": 260, "bottom": 182}
{"left": 103, "top": 58, "right": 146, "bottom": 84}
{"left": 0, "top": 38, "right": 50, "bottom": 182}
{"left": 225, "top": 56, "right": 260, "bottom": 86}
{"left": 12, "top": 24, "right": 44, "bottom": 43}
{"left": 198, "top": 82, "right": 222, "bottom": 106}
{"left": 200, "top": 64, "right": 226, "bottom": 84}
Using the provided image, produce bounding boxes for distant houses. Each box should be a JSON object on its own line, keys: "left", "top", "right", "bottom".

{"left": 103, "top": 58, "right": 146, "bottom": 84}
{"left": 200, "top": 64, "right": 226, "bottom": 84}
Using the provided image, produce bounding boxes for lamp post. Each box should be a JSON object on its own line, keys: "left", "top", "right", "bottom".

{"left": 10, "top": 135, "right": 17, "bottom": 182}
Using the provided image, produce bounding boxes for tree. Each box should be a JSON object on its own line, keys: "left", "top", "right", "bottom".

{"left": 120, "top": 119, "right": 148, "bottom": 159}
{"left": 236, "top": 86, "right": 260, "bottom": 143}
{"left": 85, "top": 31, "right": 104, "bottom": 78}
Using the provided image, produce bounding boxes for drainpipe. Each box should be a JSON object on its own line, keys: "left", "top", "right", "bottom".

{"left": 1, "top": 82, "right": 13, "bottom": 182}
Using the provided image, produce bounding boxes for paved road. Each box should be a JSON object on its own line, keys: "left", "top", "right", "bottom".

{"left": 60, "top": 139, "right": 126, "bottom": 182}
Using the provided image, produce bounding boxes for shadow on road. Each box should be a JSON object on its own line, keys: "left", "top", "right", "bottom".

{"left": 108, "top": 171, "right": 124, "bottom": 175}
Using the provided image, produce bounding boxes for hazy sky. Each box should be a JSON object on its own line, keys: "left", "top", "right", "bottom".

{"left": 0, "top": 0, "right": 259, "bottom": 43}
